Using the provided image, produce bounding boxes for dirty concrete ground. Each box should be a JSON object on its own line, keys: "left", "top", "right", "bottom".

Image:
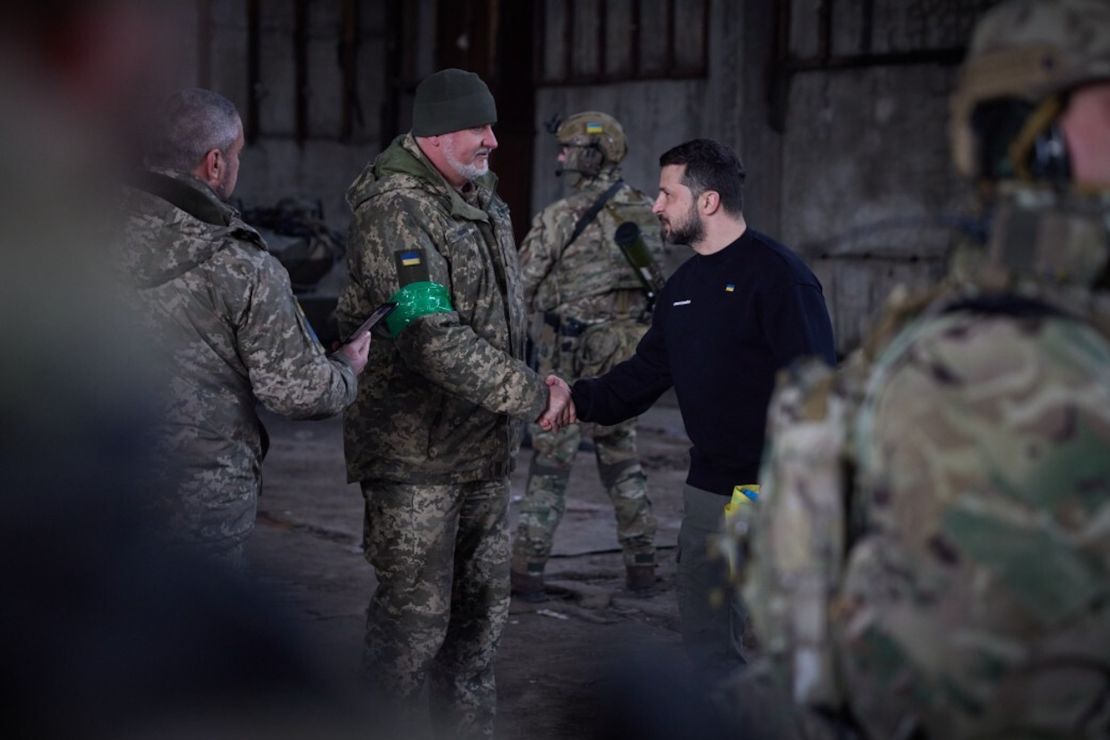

{"left": 246, "top": 398, "right": 700, "bottom": 739}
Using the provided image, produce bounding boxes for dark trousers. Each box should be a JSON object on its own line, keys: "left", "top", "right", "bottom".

{"left": 676, "top": 483, "right": 747, "bottom": 685}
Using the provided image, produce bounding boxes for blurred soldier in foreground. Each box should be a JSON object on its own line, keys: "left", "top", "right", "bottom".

{"left": 511, "top": 112, "right": 666, "bottom": 599}
{"left": 122, "top": 88, "right": 370, "bottom": 561}
{"left": 730, "top": 1, "right": 1110, "bottom": 737}
{"left": 337, "top": 68, "right": 572, "bottom": 738}
{"left": 0, "top": 5, "right": 368, "bottom": 739}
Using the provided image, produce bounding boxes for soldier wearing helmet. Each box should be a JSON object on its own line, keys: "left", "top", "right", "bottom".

{"left": 554, "top": 111, "right": 629, "bottom": 183}
{"left": 950, "top": 0, "right": 1110, "bottom": 186}
{"left": 511, "top": 111, "right": 668, "bottom": 599}
{"left": 723, "top": 1, "right": 1110, "bottom": 738}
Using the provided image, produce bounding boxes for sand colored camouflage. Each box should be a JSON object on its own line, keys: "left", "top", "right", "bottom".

{"left": 736, "top": 184, "right": 1110, "bottom": 738}
{"left": 338, "top": 134, "right": 547, "bottom": 485}
{"left": 513, "top": 159, "right": 665, "bottom": 578}
{"left": 514, "top": 415, "right": 655, "bottom": 572}
{"left": 950, "top": 0, "right": 1110, "bottom": 178}
{"left": 737, "top": 5, "right": 1110, "bottom": 724}
{"left": 553, "top": 111, "right": 628, "bottom": 182}
{"left": 121, "top": 169, "right": 357, "bottom": 553}
{"left": 518, "top": 168, "right": 666, "bottom": 320}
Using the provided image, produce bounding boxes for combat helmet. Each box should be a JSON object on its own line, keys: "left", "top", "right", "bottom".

{"left": 554, "top": 111, "right": 627, "bottom": 177}
{"left": 950, "top": 0, "right": 1110, "bottom": 182}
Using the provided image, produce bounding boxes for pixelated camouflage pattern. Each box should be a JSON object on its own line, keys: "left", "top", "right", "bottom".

{"left": 950, "top": 0, "right": 1110, "bottom": 177}
{"left": 738, "top": 185, "right": 1110, "bottom": 739}
{"left": 513, "top": 416, "right": 656, "bottom": 572}
{"left": 513, "top": 166, "right": 663, "bottom": 574}
{"left": 121, "top": 169, "right": 357, "bottom": 552}
{"left": 338, "top": 134, "right": 548, "bottom": 485}
{"left": 360, "top": 478, "right": 510, "bottom": 740}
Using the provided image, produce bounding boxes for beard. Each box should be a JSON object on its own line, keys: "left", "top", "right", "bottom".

{"left": 662, "top": 201, "right": 704, "bottom": 245}
{"left": 444, "top": 142, "right": 492, "bottom": 182}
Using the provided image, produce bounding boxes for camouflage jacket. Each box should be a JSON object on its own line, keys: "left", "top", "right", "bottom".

{"left": 338, "top": 134, "right": 547, "bottom": 484}
{"left": 519, "top": 168, "right": 666, "bottom": 321}
{"left": 122, "top": 169, "right": 358, "bottom": 551}
{"left": 737, "top": 186, "right": 1110, "bottom": 739}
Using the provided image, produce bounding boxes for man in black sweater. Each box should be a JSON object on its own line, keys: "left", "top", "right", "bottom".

{"left": 570, "top": 138, "right": 836, "bottom": 683}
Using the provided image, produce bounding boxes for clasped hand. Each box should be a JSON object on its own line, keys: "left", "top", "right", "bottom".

{"left": 537, "top": 375, "right": 576, "bottom": 431}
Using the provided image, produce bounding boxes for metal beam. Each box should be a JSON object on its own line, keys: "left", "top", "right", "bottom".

{"left": 246, "top": 0, "right": 260, "bottom": 142}
{"left": 294, "top": 0, "right": 308, "bottom": 145}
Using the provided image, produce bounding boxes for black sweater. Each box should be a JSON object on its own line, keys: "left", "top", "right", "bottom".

{"left": 572, "top": 228, "right": 836, "bottom": 495}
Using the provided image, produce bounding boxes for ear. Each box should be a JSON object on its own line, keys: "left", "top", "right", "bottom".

{"left": 203, "top": 148, "right": 222, "bottom": 180}
{"left": 700, "top": 190, "right": 722, "bottom": 216}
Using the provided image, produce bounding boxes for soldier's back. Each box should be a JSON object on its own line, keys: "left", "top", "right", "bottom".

{"left": 539, "top": 179, "right": 663, "bottom": 322}
{"left": 838, "top": 305, "right": 1110, "bottom": 738}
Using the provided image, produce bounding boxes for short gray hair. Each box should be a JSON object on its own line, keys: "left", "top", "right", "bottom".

{"left": 144, "top": 88, "right": 241, "bottom": 172}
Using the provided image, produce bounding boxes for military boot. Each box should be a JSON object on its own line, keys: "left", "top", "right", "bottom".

{"left": 510, "top": 569, "right": 546, "bottom": 603}
{"left": 625, "top": 564, "right": 656, "bottom": 594}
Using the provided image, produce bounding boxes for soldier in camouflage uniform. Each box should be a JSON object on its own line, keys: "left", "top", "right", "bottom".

{"left": 337, "top": 69, "right": 571, "bottom": 739}
{"left": 122, "top": 89, "right": 369, "bottom": 560}
{"left": 511, "top": 112, "right": 667, "bottom": 597}
{"left": 726, "top": 1, "right": 1110, "bottom": 737}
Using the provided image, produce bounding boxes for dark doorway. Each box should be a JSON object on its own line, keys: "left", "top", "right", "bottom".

{"left": 435, "top": 0, "right": 537, "bottom": 244}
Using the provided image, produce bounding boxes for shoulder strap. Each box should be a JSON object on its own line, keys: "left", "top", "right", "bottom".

{"left": 566, "top": 179, "right": 624, "bottom": 249}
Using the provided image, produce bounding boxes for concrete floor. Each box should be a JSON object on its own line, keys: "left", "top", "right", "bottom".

{"left": 246, "top": 399, "right": 698, "bottom": 739}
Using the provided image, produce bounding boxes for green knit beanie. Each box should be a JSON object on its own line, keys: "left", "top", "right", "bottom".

{"left": 412, "top": 68, "right": 497, "bottom": 136}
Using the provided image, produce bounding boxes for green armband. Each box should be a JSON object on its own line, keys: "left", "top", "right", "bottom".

{"left": 387, "top": 281, "right": 454, "bottom": 336}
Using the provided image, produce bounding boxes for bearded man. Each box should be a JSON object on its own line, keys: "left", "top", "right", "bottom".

{"left": 570, "top": 138, "right": 836, "bottom": 685}
{"left": 337, "top": 68, "right": 572, "bottom": 739}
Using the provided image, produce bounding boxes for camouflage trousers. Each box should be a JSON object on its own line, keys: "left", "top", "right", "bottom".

{"left": 511, "top": 417, "right": 656, "bottom": 574}
{"left": 360, "top": 478, "right": 511, "bottom": 740}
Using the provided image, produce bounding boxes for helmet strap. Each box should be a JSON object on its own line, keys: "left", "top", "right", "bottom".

{"left": 1009, "top": 95, "right": 1070, "bottom": 182}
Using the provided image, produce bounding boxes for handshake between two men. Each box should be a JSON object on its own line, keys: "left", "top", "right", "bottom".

{"left": 537, "top": 375, "right": 576, "bottom": 432}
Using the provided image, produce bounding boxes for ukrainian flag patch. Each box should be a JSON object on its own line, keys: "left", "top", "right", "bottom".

{"left": 394, "top": 248, "right": 431, "bottom": 285}
{"left": 725, "top": 283, "right": 735, "bottom": 293}
{"left": 585, "top": 122, "right": 603, "bottom": 134}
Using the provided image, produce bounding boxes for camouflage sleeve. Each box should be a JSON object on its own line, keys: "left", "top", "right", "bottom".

{"left": 237, "top": 252, "right": 357, "bottom": 419}
{"left": 741, "top": 358, "right": 849, "bottom": 711}
{"left": 351, "top": 194, "right": 548, "bottom": 421}
{"left": 517, "top": 206, "right": 565, "bottom": 313}
{"left": 400, "top": 315, "right": 548, "bottom": 420}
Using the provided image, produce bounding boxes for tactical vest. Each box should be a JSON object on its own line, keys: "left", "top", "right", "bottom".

{"left": 540, "top": 176, "right": 664, "bottom": 319}
{"left": 737, "top": 186, "right": 1110, "bottom": 739}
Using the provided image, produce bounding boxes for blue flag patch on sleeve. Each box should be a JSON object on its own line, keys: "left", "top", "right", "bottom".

{"left": 394, "top": 248, "right": 430, "bottom": 285}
